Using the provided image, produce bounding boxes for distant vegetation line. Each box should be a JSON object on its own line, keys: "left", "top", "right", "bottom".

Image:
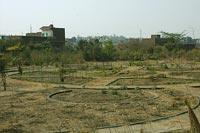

{"left": 0, "top": 32, "right": 200, "bottom": 68}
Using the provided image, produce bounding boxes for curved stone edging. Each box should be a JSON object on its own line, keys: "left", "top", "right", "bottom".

{"left": 96, "top": 96, "right": 200, "bottom": 130}
{"left": 48, "top": 89, "right": 159, "bottom": 104}
{"left": 106, "top": 77, "right": 200, "bottom": 86}
{"left": 48, "top": 90, "right": 72, "bottom": 99}
{"left": 191, "top": 85, "right": 200, "bottom": 88}
{"left": 48, "top": 89, "right": 200, "bottom": 131}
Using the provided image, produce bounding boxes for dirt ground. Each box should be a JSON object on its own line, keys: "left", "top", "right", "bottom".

{"left": 1, "top": 60, "right": 200, "bottom": 133}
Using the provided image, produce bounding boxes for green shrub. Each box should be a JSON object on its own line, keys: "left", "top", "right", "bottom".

{"left": 120, "top": 85, "right": 128, "bottom": 90}
{"left": 162, "top": 64, "right": 169, "bottom": 69}
{"left": 157, "top": 74, "right": 167, "bottom": 78}
{"left": 112, "top": 90, "right": 119, "bottom": 95}
{"left": 124, "top": 93, "right": 129, "bottom": 97}
{"left": 101, "top": 90, "right": 107, "bottom": 94}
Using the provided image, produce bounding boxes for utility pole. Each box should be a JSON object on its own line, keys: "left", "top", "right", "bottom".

{"left": 30, "top": 24, "right": 32, "bottom": 33}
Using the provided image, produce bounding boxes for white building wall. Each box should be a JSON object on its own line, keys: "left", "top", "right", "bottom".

{"left": 41, "top": 30, "right": 53, "bottom": 37}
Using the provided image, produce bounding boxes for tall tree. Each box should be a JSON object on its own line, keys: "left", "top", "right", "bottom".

{"left": 160, "top": 31, "right": 186, "bottom": 44}
{"left": 77, "top": 39, "right": 102, "bottom": 61}
{"left": 103, "top": 39, "right": 115, "bottom": 61}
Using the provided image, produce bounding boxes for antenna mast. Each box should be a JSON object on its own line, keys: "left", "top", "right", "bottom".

{"left": 140, "top": 29, "right": 142, "bottom": 42}
{"left": 30, "top": 24, "right": 32, "bottom": 33}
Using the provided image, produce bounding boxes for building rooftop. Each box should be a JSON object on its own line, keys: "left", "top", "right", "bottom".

{"left": 40, "top": 24, "right": 54, "bottom": 30}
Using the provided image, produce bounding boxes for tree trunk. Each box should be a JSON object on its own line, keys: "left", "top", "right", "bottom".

{"left": 1, "top": 72, "right": 6, "bottom": 91}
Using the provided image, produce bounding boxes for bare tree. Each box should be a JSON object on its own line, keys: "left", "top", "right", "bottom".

{"left": 59, "top": 66, "right": 66, "bottom": 83}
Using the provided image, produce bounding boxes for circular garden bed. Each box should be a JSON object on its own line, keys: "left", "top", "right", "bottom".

{"left": 108, "top": 77, "right": 199, "bottom": 86}
{"left": 49, "top": 88, "right": 198, "bottom": 128}
{"left": 10, "top": 71, "right": 93, "bottom": 85}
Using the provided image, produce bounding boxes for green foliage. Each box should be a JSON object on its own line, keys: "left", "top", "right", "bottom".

{"left": 120, "top": 85, "right": 128, "bottom": 90}
{"left": 160, "top": 31, "right": 186, "bottom": 44}
{"left": 163, "top": 64, "right": 169, "bottom": 69}
{"left": 30, "top": 50, "right": 45, "bottom": 67}
{"left": 148, "top": 55, "right": 159, "bottom": 60}
{"left": 186, "top": 49, "right": 200, "bottom": 61}
{"left": 157, "top": 74, "right": 167, "bottom": 78}
{"left": 101, "top": 90, "right": 107, "bottom": 94}
{"left": 102, "top": 39, "right": 116, "bottom": 61}
{"left": 0, "top": 39, "right": 21, "bottom": 52}
{"left": 112, "top": 90, "right": 119, "bottom": 95}
{"left": 6, "top": 43, "right": 23, "bottom": 51}
{"left": 0, "top": 31, "right": 200, "bottom": 66}
{"left": 28, "top": 41, "right": 51, "bottom": 50}
{"left": 130, "top": 52, "right": 144, "bottom": 61}
{"left": 59, "top": 67, "right": 66, "bottom": 82}
{"left": 58, "top": 67, "right": 66, "bottom": 74}
{"left": 0, "top": 55, "right": 7, "bottom": 91}
{"left": 0, "top": 58, "right": 6, "bottom": 71}
{"left": 77, "top": 39, "right": 116, "bottom": 61}
{"left": 77, "top": 39, "right": 103, "bottom": 61}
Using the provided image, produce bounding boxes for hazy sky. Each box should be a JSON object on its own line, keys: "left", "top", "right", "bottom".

{"left": 0, "top": 0, "right": 200, "bottom": 38}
